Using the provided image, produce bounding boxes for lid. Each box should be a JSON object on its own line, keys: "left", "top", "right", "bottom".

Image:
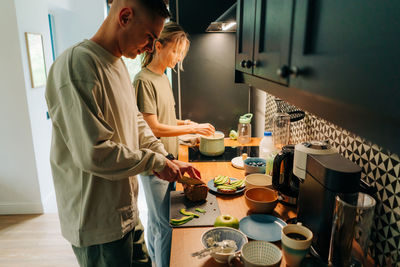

{"left": 306, "top": 153, "right": 361, "bottom": 193}
{"left": 301, "top": 141, "right": 332, "bottom": 150}
{"left": 264, "top": 131, "right": 272, "bottom": 136}
{"left": 239, "top": 113, "right": 253, "bottom": 124}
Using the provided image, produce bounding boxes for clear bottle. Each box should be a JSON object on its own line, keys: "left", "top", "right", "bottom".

{"left": 259, "top": 131, "right": 277, "bottom": 175}
{"left": 237, "top": 113, "right": 253, "bottom": 144}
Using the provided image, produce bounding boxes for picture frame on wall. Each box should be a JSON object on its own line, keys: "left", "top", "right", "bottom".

{"left": 25, "top": 32, "right": 47, "bottom": 88}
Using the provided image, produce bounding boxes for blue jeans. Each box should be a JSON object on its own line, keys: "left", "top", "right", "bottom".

{"left": 139, "top": 174, "right": 175, "bottom": 267}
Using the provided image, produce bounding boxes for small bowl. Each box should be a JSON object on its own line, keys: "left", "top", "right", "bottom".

{"left": 241, "top": 241, "right": 282, "bottom": 267}
{"left": 245, "top": 187, "right": 278, "bottom": 213}
{"left": 245, "top": 173, "right": 273, "bottom": 190}
{"left": 201, "top": 227, "right": 248, "bottom": 263}
{"left": 244, "top": 157, "right": 266, "bottom": 174}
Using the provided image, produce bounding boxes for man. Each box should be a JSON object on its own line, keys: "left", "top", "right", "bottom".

{"left": 45, "top": 0, "right": 201, "bottom": 266}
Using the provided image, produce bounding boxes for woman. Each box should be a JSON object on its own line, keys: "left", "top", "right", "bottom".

{"left": 133, "top": 22, "right": 215, "bottom": 267}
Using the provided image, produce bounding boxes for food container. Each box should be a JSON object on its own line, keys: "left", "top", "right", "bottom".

{"left": 245, "top": 173, "right": 273, "bottom": 190}
{"left": 228, "top": 241, "right": 282, "bottom": 267}
{"left": 199, "top": 131, "right": 225, "bottom": 156}
{"left": 245, "top": 187, "right": 278, "bottom": 213}
{"left": 201, "top": 227, "right": 248, "bottom": 263}
{"left": 244, "top": 157, "right": 266, "bottom": 174}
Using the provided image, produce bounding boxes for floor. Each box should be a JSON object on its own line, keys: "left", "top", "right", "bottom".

{"left": 0, "top": 213, "right": 78, "bottom": 267}
{"left": 0, "top": 179, "right": 149, "bottom": 267}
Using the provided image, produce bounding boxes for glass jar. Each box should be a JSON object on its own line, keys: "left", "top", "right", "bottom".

{"left": 237, "top": 113, "right": 253, "bottom": 144}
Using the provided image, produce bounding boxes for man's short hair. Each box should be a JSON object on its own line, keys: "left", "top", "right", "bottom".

{"left": 137, "top": 0, "right": 170, "bottom": 19}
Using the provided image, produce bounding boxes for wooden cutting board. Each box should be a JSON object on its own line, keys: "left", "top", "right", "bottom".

{"left": 169, "top": 191, "right": 220, "bottom": 228}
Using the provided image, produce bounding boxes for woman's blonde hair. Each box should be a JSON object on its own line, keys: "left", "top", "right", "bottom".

{"left": 142, "top": 21, "right": 190, "bottom": 70}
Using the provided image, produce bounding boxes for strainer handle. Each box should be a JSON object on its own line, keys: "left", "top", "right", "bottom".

{"left": 228, "top": 252, "right": 242, "bottom": 267}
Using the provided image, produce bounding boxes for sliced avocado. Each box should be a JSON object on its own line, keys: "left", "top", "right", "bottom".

{"left": 230, "top": 179, "right": 245, "bottom": 189}
{"left": 179, "top": 208, "right": 199, "bottom": 218}
{"left": 217, "top": 184, "right": 237, "bottom": 190}
{"left": 195, "top": 208, "right": 206, "bottom": 213}
{"left": 170, "top": 215, "right": 194, "bottom": 226}
{"left": 214, "top": 175, "right": 230, "bottom": 185}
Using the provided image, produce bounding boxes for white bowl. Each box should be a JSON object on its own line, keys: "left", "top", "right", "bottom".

{"left": 241, "top": 241, "right": 282, "bottom": 267}
{"left": 201, "top": 227, "right": 248, "bottom": 263}
{"left": 245, "top": 173, "right": 273, "bottom": 190}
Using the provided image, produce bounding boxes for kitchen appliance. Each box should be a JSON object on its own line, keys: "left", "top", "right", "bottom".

{"left": 329, "top": 193, "right": 376, "bottom": 267}
{"left": 293, "top": 141, "right": 337, "bottom": 180}
{"left": 272, "top": 145, "right": 300, "bottom": 206}
{"left": 296, "top": 152, "right": 362, "bottom": 262}
{"left": 199, "top": 131, "right": 225, "bottom": 156}
{"left": 189, "top": 146, "right": 259, "bottom": 162}
{"left": 206, "top": 3, "right": 237, "bottom": 32}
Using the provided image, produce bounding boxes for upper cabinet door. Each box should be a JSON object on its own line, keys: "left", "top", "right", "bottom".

{"left": 290, "top": 0, "right": 400, "bottom": 119}
{"left": 236, "top": 0, "right": 256, "bottom": 74}
{"left": 253, "top": 0, "right": 294, "bottom": 85}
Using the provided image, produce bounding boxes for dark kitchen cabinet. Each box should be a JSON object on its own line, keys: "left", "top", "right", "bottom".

{"left": 236, "top": 0, "right": 293, "bottom": 85}
{"left": 235, "top": 0, "right": 400, "bottom": 154}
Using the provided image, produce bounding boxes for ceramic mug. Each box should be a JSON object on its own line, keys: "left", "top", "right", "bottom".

{"left": 228, "top": 241, "right": 282, "bottom": 267}
{"left": 281, "top": 223, "right": 313, "bottom": 267}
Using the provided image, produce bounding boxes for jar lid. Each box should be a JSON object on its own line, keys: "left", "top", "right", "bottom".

{"left": 264, "top": 131, "right": 272, "bottom": 136}
{"left": 239, "top": 113, "right": 253, "bottom": 124}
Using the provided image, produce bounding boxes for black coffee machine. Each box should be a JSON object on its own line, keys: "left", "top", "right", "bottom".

{"left": 297, "top": 153, "right": 361, "bottom": 262}
{"left": 272, "top": 145, "right": 300, "bottom": 206}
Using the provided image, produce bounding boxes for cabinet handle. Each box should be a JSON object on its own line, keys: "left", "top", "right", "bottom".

{"left": 241, "top": 60, "right": 254, "bottom": 69}
{"left": 290, "top": 66, "right": 299, "bottom": 77}
{"left": 277, "top": 66, "right": 299, "bottom": 78}
{"left": 277, "top": 65, "right": 290, "bottom": 78}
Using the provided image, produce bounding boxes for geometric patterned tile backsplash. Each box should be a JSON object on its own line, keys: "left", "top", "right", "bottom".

{"left": 265, "top": 94, "right": 400, "bottom": 266}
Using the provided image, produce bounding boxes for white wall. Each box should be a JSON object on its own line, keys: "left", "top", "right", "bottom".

{"left": 0, "top": 0, "right": 106, "bottom": 214}
{"left": 252, "top": 87, "right": 267, "bottom": 137}
{"left": 0, "top": 0, "right": 43, "bottom": 214}
{"left": 48, "top": 0, "right": 107, "bottom": 57}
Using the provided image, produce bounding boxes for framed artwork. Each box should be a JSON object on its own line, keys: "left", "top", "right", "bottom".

{"left": 25, "top": 32, "right": 47, "bottom": 88}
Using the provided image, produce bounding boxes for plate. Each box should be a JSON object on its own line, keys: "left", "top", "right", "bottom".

{"left": 207, "top": 178, "right": 245, "bottom": 195}
{"left": 231, "top": 156, "right": 244, "bottom": 169}
{"left": 239, "top": 214, "right": 287, "bottom": 242}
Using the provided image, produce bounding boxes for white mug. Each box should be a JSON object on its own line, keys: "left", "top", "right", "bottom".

{"left": 281, "top": 223, "right": 313, "bottom": 267}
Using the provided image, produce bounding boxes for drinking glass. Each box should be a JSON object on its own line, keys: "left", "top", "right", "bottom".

{"left": 329, "top": 193, "right": 376, "bottom": 267}
{"left": 272, "top": 113, "right": 290, "bottom": 150}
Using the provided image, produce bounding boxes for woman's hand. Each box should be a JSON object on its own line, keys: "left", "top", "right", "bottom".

{"left": 191, "top": 123, "right": 215, "bottom": 136}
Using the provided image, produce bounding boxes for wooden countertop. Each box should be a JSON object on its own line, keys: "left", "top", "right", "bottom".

{"left": 170, "top": 138, "right": 296, "bottom": 267}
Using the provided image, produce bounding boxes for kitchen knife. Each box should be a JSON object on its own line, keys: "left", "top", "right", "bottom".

{"left": 177, "top": 175, "right": 205, "bottom": 186}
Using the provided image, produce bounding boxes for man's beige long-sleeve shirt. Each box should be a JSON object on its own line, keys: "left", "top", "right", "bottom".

{"left": 45, "top": 40, "right": 167, "bottom": 247}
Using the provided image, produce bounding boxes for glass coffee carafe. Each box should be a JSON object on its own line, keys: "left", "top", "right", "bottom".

{"left": 329, "top": 193, "right": 376, "bottom": 267}
{"left": 272, "top": 112, "right": 290, "bottom": 150}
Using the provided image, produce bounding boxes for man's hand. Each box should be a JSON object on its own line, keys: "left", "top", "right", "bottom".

{"left": 154, "top": 159, "right": 201, "bottom": 182}
{"left": 154, "top": 159, "right": 181, "bottom": 182}
{"left": 172, "top": 160, "right": 202, "bottom": 181}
